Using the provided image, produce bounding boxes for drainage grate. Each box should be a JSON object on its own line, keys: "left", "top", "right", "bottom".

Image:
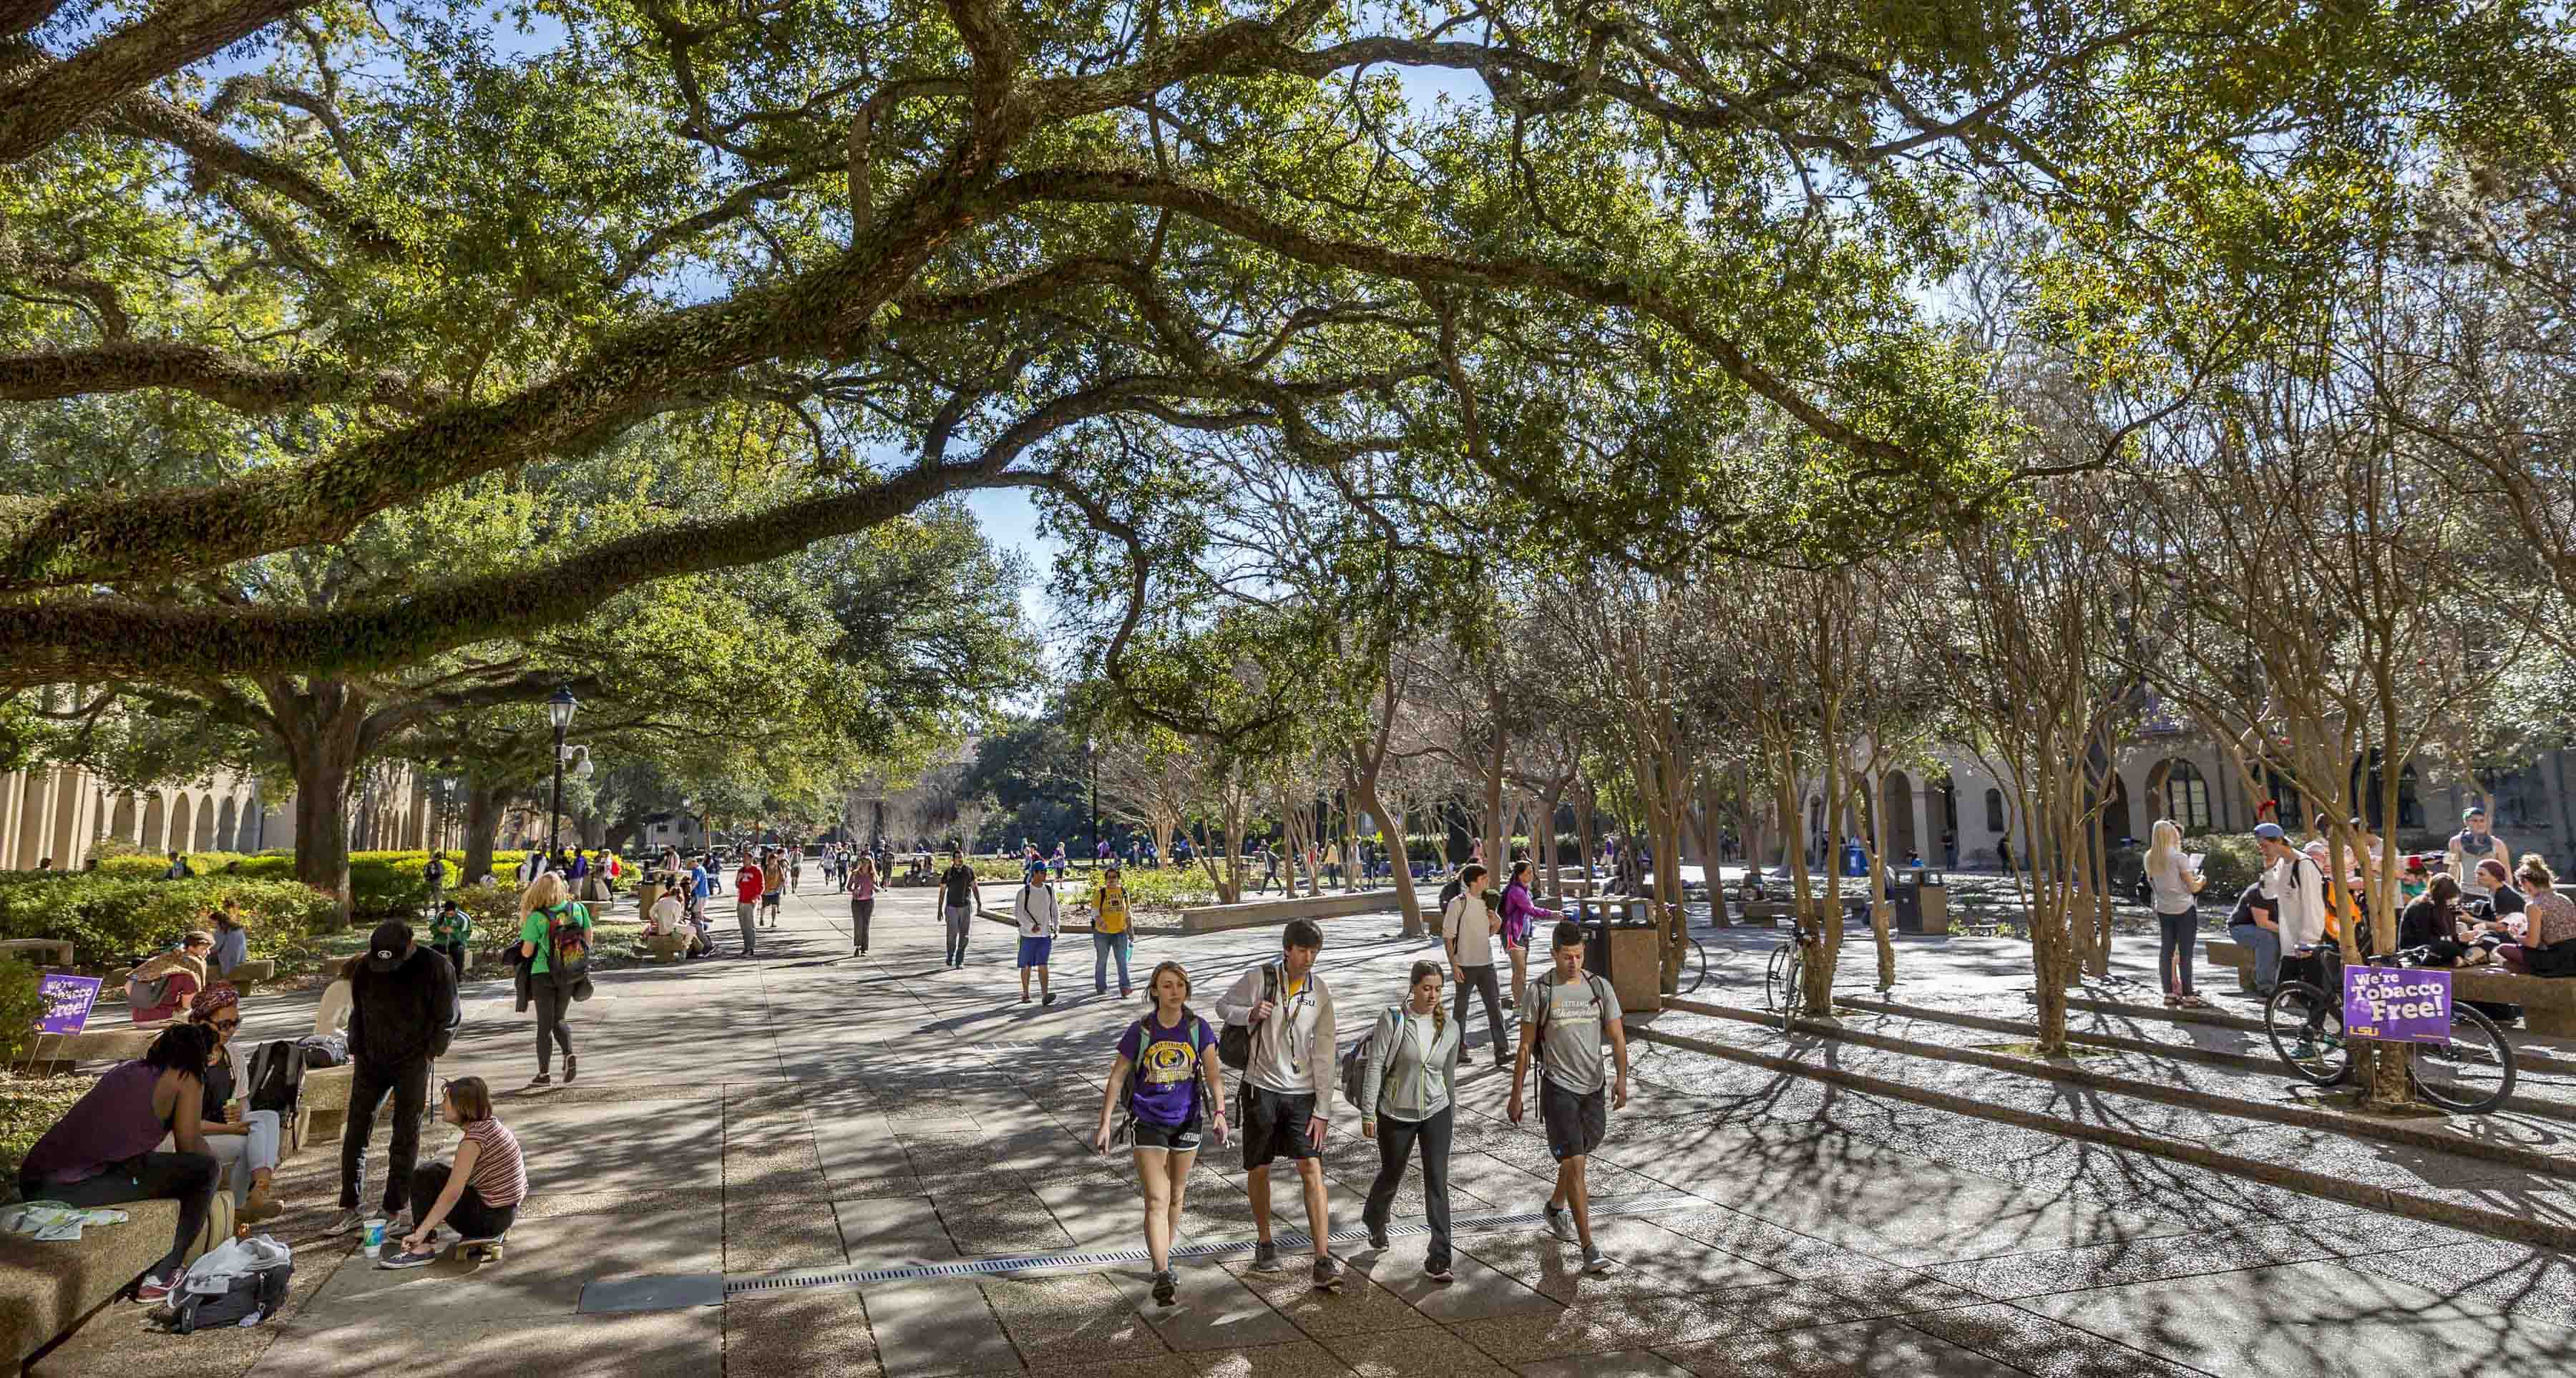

{"left": 692, "top": 1192, "right": 1702, "bottom": 1304}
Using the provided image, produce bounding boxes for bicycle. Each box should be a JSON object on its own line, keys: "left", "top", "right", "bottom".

{"left": 1676, "top": 937, "right": 1711, "bottom": 995}
{"left": 2263, "top": 946, "right": 2517, "bottom": 1114}
{"left": 1765, "top": 920, "right": 1819, "bottom": 1031}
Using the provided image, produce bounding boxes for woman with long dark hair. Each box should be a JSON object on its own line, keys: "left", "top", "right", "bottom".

{"left": 1359, "top": 960, "right": 1462, "bottom": 1281}
{"left": 16, "top": 1022, "right": 222, "bottom": 1301}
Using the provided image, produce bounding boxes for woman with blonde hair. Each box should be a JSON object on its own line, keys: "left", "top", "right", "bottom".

{"left": 2497, "top": 855, "right": 2576, "bottom": 978}
{"left": 849, "top": 853, "right": 878, "bottom": 956}
{"left": 514, "top": 872, "right": 593, "bottom": 1085}
{"left": 1359, "top": 959, "right": 1463, "bottom": 1281}
{"left": 2144, "top": 820, "right": 2207, "bottom": 1007}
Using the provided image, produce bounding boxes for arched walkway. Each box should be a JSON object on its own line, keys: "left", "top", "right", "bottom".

{"left": 217, "top": 797, "right": 238, "bottom": 854}
{"left": 2146, "top": 758, "right": 2213, "bottom": 834}
{"left": 110, "top": 792, "right": 137, "bottom": 844}
{"left": 142, "top": 793, "right": 166, "bottom": 851}
{"left": 192, "top": 794, "right": 217, "bottom": 852}
{"left": 1884, "top": 771, "right": 1918, "bottom": 860}
{"left": 170, "top": 793, "right": 194, "bottom": 856}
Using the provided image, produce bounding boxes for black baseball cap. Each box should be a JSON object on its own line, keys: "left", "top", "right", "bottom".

{"left": 365, "top": 921, "right": 414, "bottom": 973}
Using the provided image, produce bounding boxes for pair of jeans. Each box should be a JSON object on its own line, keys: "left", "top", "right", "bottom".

{"left": 945, "top": 903, "right": 974, "bottom": 964}
{"left": 850, "top": 896, "right": 873, "bottom": 952}
{"left": 2228, "top": 922, "right": 2282, "bottom": 992}
{"left": 531, "top": 970, "right": 574, "bottom": 1074}
{"left": 2156, "top": 909, "right": 2198, "bottom": 997}
{"left": 408, "top": 1160, "right": 518, "bottom": 1241}
{"left": 206, "top": 1110, "right": 282, "bottom": 1208}
{"left": 1093, "top": 929, "right": 1133, "bottom": 994}
{"left": 341, "top": 1057, "right": 430, "bottom": 1215}
{"left": 1360, "top": 1105, "right": 1453, "bottom": 1266}
{"left": 23, "top": 1153, "right": 218, "bottom": 1281}
{"left": 1452, "top": 963, "right": 1507, "bottom": 1062}
{"left": 736, "top": 901, "right": 758, "bottom": 955}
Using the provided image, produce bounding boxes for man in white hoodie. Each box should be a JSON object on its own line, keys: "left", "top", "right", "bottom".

{"left": 1218, "top": 920, "right": 1341, "bottom": 1289}
{"left": 1015, "top": 862, "right": 1062, "bottom": 1007}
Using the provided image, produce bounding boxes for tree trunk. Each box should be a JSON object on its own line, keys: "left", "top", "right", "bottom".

{"left": 462, "top": 777, "right": 507, "bottom": 884}
{"left": 289, "top": 730, "right": 358, "bottom": 922}
{"left": 1866, "top": 768, "right": 1897, "bottom": 992}
{"left": 1536, "top": 783, "right": 1565, "bottom": 902}
{"left": 1358, "top": 770, "right": 1424, "bottom": 937}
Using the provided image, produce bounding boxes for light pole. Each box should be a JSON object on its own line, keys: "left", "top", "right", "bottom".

{"left": 545, "top": 688, "right": 578, "bottom": 865}
{"left": 1086, "top": 736, "right": 1098, "bottom": 870}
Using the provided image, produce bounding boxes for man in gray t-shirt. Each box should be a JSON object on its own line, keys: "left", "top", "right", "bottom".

{"left": 1508, "top": 921, "right": 1629, "bottom": 1276}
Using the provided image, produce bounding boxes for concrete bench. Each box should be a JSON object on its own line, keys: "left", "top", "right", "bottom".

{"left": 641, "top": 931, "right": 691, "bottom": 963}
{"left": 2206, "top": 939, "right": 2576, "bottom": 1036}
{"left": 219, "top": 959, "right": 278, "bottom": 986}
{"left": 21, "top": 1027, "right": 156, "bottom": 1073}
{"left": 1738, "top": 901, "right": 1788, "bottom": 928}
{"left": 0, "top": 937, "right": 72, "bottom": 968}
{"left": 1, "top": 1188, "right": 233, "bottom": 1366}
{"left": 1177, "top": 889, "right": 1432, "bottom": 934}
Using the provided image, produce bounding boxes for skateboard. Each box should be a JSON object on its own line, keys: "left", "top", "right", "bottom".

{"left": 458, "top": 1236, "right": 507, "bottom": 1265}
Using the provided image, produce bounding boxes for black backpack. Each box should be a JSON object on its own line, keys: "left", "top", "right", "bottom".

{"left": 155, "top": 1259, "right": 291, "bottom": 1333}
{"left": 1217, "top": 965, "right": 1279, "bottom": 1071}
{"left": 245, "top": 1040, "right": 307, "bottom": 1118}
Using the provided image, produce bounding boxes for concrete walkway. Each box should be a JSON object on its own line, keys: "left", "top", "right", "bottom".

{"left": 34, "top": 886, "right": 2576, "bottom": 1376}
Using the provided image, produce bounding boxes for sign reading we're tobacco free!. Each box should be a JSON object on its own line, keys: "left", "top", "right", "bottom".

{"left": 2343, "top": 966, "right": 2452, "bottom": 1045}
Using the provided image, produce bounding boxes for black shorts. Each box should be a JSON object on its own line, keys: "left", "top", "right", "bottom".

{"left": 761, "top": 891, "right": 782, "bottom": 908}
{"left": 1540, "top": 1080, "right": 1606, "bottom": 1161}
{"left": 1131, "top": 1117, "right": 1203, "bottom": 1153}
{"left": 1240, "top": 1086, "right": 1317, "bottom": 1170}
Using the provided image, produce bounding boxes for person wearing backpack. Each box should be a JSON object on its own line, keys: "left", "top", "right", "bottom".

{"left": 515, "top": 872, "right": 592, "bottom": 1085}
{"left": 1357, "top": 960, "right": 1461, "bottom": 1282}
{"left": 125, "top": 931, "right": 213, "bottom": 1025}
{"left": 1440, "top": 864, "right": 1510, "bottom": 1070}
{"left": 1216, "top": 919, "right": 1341, "bottom": 1289}
{"left": 326, "top": 919, "right": 458, "bottom": 1241}
{"left": 1091, "top": 961, "right": 1229, "bottom": 1307}
{"left": 1507, "top": 920, "right": 1629, "bottom": 1277}
{"left": 1088, "top": 863, "right": 1136, "bottom": 998}
{"left": 1015, "top": 862, "right": 1063, "bottom": 1006}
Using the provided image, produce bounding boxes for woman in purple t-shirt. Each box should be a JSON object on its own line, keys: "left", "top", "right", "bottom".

{"left": 1094, "top": 961, "right": 1229, "bottom": 1308}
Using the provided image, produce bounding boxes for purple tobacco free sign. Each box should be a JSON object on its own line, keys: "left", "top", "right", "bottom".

{"left": 36, "top": 973, "right": 103, "bottom": 1036}
{"left": 2343, "top": 965, "right": 2451, "bottom": 1045}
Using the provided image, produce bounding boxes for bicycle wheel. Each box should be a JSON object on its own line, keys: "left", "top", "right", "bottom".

{"left": 1765, "top": 944, "right": 1791, "bottom": 1015}
{"left": 2263, "top": 981, "right": 2351, "bottom": 1088}
{"left": 2410, "top": 1002, "right": 2517, "bottom": 1115}
{"left": 1679, "top": 939, "right": 1709, "bottom": 995}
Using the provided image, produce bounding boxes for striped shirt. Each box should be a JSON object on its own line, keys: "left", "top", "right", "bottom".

{"left": 462, "top": 1118, "right": 528, "bottom": 1208}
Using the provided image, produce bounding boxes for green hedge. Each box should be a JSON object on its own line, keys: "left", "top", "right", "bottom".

{"left": 0, "top": 874, "right": 342, "bottom": 966}
{"left": 0, "top": 960, "right": 41, "bottom": 1062}
{"left": 92, "top": 849, "right": 542, "bottom": 918}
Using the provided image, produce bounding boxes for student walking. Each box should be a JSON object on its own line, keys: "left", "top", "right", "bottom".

{"left": 1441, "top": 864, "right": 1511, "bottom": 1067}
{"left": 1091, "top": 863, "right": 1135, "bottom": 998}
{"left": 1508, "top": 921, "right": 1629, "bottom": 1276}
{"left": 1217, "top": 920, "right": 1341, "bottom": 1289}
{"left": 760, "top": 849, "right": 786, "bottom": 927}
{"left": 940, "top": 848, "right": 982, "bottom": 967}
{"left": 330, "top": 919, "right": 459, "bottom": 1240}
{"left": 1360, "top": 960, "right": 1460, "bottom": 1281}
{"left": 1093, "top": 962, "right": 1229, "bottom": 1306}
{"left": 733, "top": 855, "right": 765, "bottom": 957}
{"left": 849, "top": 854, "right": 878, "bottom": 956}
{"left": 1499, "top": 860, "right": 1556, "bottom": 1010}
{"left": 1017, "top": 863, "right": 1063, "bottom": 1005}
{"left": 379, "top": 1076, "right": 528, "bottom": 1268}
{"left": 516, "top": 874, "right": 592, "bottom": 1086}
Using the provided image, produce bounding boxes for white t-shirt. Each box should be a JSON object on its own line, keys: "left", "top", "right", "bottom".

{"left": 1443, "top": 891, "right": 1498, "bottom": 967}
{"left": 1015, "top": 884, "right": 1060, "bottom": 937}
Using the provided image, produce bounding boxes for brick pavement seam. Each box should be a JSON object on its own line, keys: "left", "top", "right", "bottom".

{"left": 1664, "top": 997, "right": 2576, "bottom": 1181}
{"left": 1634, "top": 1022, "right": 2576, "bottom": 1253}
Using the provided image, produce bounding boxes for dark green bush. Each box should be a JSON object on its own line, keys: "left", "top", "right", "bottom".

{"left": 0, "top": 876, "right": 340, "bottom": 967}
{"left": 0, "top": 959, "right": 42, "bottom": 1062}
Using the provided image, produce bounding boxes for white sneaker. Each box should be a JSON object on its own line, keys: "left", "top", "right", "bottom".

{"left": 323, "top": 1208, "right": 364, "bottom": 1237}
{"left": 1546, "top": 1207, "right": 1576, "bottom": 1242}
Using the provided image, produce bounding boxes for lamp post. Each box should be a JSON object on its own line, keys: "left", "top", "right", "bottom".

{"left": 545, "top": 688, "right": 578, "bottom": 865}
{"left": 1086, "top": 736, "right": 1098, "bottom": 871}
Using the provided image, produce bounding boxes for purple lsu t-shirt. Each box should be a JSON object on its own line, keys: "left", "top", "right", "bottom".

{"left": 1117, "top": 1012, "right": 1216, "bottom": 1128}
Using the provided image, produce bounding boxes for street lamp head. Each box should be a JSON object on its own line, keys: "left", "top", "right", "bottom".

{"left": 547, "top": 687, "right": 579, "bottom": 731}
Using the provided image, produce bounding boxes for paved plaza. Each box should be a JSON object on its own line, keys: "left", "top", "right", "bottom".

{"left": 35, "top": 885, "right": 2576, "bottom": 1377}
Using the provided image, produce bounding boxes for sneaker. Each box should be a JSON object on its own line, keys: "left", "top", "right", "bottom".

{"left": 1546, "top": 1207, "right": 1576, "bottom": 1241}
{"left": 323, "top": 1208, "right": 364, "bottom": 1236}
{"left": 1252, "top": 1240, "right": 1282, "bottom": 1272}
{"left": 564, "top": 1055, "right": 578, "bottom": 1084}
{"left": 1151, "top": 1269, "right": 1176, "bottom": 1306}
{"left": 528, "top": 1072, "right": 552, "bottom": 1086}
{"left": 134, "top": 1273, "right": 176, "bottom": 1304}
{"left": 1043, "top": 992, "right": 1057, "bottom": 1007}
{"left": 1311, "top": 1254, "right": 1342, "bottom": 1290}
{"left": 240, "top": 1183, "right": 283, "bottom": 1224}
{"left": 1367, "top": 1225, "right": 1390, "bottom": 1251}
{"left": 377, "top": 1246, "right": 440, "bottom": 1270}
{"left": 1425, "top": 1257, "right": 1454, "bottom": 1282}
{"left": 1582, "top": 1246, "right": 1619, "bottom": 1276}
{"left": 2288, "top": 1040, "right": 2319, "bottom": 1062}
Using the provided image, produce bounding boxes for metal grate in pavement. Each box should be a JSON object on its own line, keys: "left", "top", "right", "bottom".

{"left": 577, "top": 1191, "right": 1704, "bottom": 1311}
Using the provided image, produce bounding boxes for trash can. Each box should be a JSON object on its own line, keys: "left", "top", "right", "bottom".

{"left": 1568, "top": 896, "right": 1662, "bottom": 1014}
{"left": 1893, "top": 870, "right": 1950, "bottom": 935}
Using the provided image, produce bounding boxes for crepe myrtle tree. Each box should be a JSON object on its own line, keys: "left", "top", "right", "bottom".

{"left": 2, "top": 1, "right": 2537, "bottom": 710}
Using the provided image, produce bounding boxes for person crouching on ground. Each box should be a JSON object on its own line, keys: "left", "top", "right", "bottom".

{"left": 1360, "top": 959, "right": 1460, "bottom": 1282}
{"left": 328, "top": 922, "right": 458, "bottom": 1241}
{"left": 378, "top": 1075, "right": 528, "bottom": 1269}
{"left": 183, "top": 984, "right": 283, "bottom": 1223}
{"left": 1016, "top": 862, "right": 1062, "bottom": 1006}
{"left": 1218, "top": 919, "right": 1340, "bottom": 1288}
{"left": 428, "top": 897, "right": 472, "bottom": 977}
{"left": 1508, "top": 920, "right": 1628, "bottom": 1276}
{"left": 1093, "top": 961, "right": 1228, "bottom": 1306}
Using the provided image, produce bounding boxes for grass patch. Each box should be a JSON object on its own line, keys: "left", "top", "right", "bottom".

{"left": 1, "top": 1072, "right": 92, "bottom": 1197}
{"left": 1976, "top": 1040, "right": 2124, "bottom": 1060}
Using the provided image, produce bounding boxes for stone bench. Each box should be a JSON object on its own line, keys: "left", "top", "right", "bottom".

{"left": 21, "top": 1027, "right": 156, "bottom": 1073}
{"left": 1, "top": 1186, "right": 234, "bottom": 1366}
{"left": 1176, "top": 889, "right": 1432, "bottom": 934}
{"left": 2205, "top": 939, "right": 2576, "bottom": 1036}
{"left": 641, "top": 931, "right": 692, "bottom": 962}
{"left": 1737, "top": 901, "right": 1788, "bottom": 928}
{"left": 0, "top": 937, "right": 72, "bottom": 968}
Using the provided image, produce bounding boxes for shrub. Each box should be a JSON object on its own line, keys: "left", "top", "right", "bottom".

{"left": 2183, "top": 835, "right": 2264, "bottom": 898}
{"left": 1, "top": 1072, "right": 89, "bottom": 1195}
{"left": 0, "top": 959, "right": 43, "bottom": 1062}
{"left": 94, "top": 850, "right": 251, "bottom": 879}
{"left": 0, "top": 876, "right": 339, "bottom": 967}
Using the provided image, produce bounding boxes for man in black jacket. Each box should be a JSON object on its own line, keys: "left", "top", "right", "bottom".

{"left": 326, "top": 921, "right": 457, "bottom": 1242}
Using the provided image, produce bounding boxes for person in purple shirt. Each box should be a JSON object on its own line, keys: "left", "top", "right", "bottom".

{"left": 1500, "top": 860, "right": 1559, "bottom": 1010}
{"left": 16, "top": 1023, "right": 222, "bottom": 1302}
{"left": 1094, "top": 961, "right": 1230, "bottom": 1308}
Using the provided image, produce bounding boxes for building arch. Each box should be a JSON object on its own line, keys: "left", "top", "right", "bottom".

{"left": 142, "top": 793, "right": 167, "bottom": 850}
{"left": 192, "top": 793, "right": 218, "bottom": 852}
{"left": 47, "top": 770, "right": 81, "bottom": 866}
{"left": 216, "top": 797, "right": 239, "bottom": 854}
{"left": 1883, "top": 771, "right": 1918, "bottom": 859}
{"left": 169, "top": 793, "right": 194, "bottom": 856}
{"left": 234, "top": 796, "right": 261, "bottom": 851}
{"left": 110, "top": 792, "right": 137, "bottom": 844}
{"left": 2146, "top": 758, "right": 2214, "bottom": 834}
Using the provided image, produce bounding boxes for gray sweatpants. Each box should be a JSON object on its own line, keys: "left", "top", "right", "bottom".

{"left": 737, "top": 901, "right": 758, "bottom": 956}
{"left": 945, "top": 903, "right": 974, "bottom": 964}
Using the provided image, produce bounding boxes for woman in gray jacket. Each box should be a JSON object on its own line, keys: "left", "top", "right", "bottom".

{"left": 1359, "top": 959, "right": 1463, "bottom": 1281}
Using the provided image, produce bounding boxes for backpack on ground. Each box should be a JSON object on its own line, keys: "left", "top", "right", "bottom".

{"left": 244, "top": 1040, "right": 308, "bottom": 1119}
{"left": 296, "top": 1033, "right": 348, "bottom": 1068}
{"left": 1337, "top": 1005, "right": 1407, "bottom": 1113}
{"left": 1217, "top": 964, "right": 1279, "bottom": 1071}
{"left": 152, "top": 1237, "right": 291, "bottom": 1334}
